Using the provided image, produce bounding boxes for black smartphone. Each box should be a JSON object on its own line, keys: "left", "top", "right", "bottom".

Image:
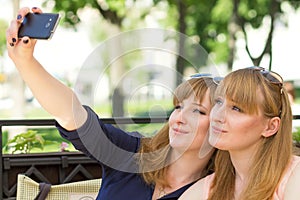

{"left": 18, "top": 13, "right": 60, "bottom": 40}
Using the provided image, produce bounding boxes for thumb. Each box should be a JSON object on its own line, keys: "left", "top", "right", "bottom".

{"left": 21, "top": 36, "right": 37, "bottom": 48}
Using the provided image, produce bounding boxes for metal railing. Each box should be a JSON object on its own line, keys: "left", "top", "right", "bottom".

{"left": 1, "top": 115, "right": 299, "bottom": 200}
{"left": 0, "top": 117, "right": 168, "bottom": 200}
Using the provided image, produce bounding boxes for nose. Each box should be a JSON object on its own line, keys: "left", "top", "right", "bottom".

{"left": 172, "top": 108, "right": 187, "bottom": 125}
{"left": 211, "top": 104, "right": 226, "bottom": 123}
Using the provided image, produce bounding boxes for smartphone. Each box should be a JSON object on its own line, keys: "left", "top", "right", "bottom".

{"left": 18, "top": 13, "right": 60, "bottom": 40}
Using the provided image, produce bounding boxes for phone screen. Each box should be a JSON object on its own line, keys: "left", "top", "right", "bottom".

{"left": 18, "top": 13, "right": 60, "bottom": 40}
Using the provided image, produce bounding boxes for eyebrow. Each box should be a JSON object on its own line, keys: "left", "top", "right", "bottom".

{"left": 192, "top": 102, "right": 208, "bottom": 110}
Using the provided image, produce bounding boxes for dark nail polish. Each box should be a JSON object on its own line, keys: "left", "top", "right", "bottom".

{"left": 12, "top": 38, "right": 16, "bottom": 43}
{"left": 23, "top": 39, "right": 29, "bottom": 44}
{"left": 32, "top": 7, "right": 37, "bottom": 9}
{"left": 10, "top": 43, "right": 14, "bottom": 47}
{"left": 17, "top": 15, "right": 22, "bottom": 20}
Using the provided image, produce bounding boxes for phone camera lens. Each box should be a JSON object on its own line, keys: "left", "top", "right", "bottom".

{"left": 45, "top": 22, "right": 51, "bottom": 28}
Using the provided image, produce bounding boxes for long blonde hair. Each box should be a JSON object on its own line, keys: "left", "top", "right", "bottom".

{"left": 138, "top": 77, "right": 218, "bottom": 187}
{"left": 208, "top": 68, "right": 293, "bottom": 200}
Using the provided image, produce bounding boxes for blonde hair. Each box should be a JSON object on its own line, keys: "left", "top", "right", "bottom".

{"left": 138, "top": 77, "right": 218, "bottom": 187}
{"left": 208, "top": 68, "right": 293, "bottom": 200}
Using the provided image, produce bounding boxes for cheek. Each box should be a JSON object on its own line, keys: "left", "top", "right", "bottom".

{"left": 228, "top": 118, "right": 265, "bottom": 144}
{"left": 209, "top": 106, "right": 219, "bottom": 121}
{"left": 195, "top": 117, "right": 210, "bottom": 135}
{"left": 168, "top": 112, "right": 176, "bottom": 126}
{"left": 233, "top": 118, "right": 260, "bottom": 131}
{"left": 193, "top": 118, "right": 210, "bottom": 148}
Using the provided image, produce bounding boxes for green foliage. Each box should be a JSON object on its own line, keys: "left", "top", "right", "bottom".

{"left": 293, "top": 127, "right": 300, "bottom": 146}
{"left": 5, "top": 130, "right": 50, "bottom": 154}
{"left": 0, "top": 19, "right": 8, "bottom": 56}
{"left": 158, "top": 0, "right": 300, "bottom": 68}
{"left": 43, "top": 0, "right": 128, "bottom": 28}
{"left": 33, "top": 127, "right": 65, "bottom": 142}
{"left": 125, "top": 123, "right": 165, "bottom": 137}
{"left": 2, "top": 130, "right": 8, "bottom": 148}
{"left": 106, "top": 0, "right": 126, "bottom": 16}
{"left": 42, "top": 0, "right": 300, "bottom": 69}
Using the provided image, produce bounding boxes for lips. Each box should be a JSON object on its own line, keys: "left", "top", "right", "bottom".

{"left": 172, "top": 127, "right": 188, "bottom": 135}
{"left": 211, "top": 125, "right": 226, "bottom": 134}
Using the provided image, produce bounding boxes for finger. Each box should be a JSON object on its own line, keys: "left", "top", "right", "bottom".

{"left": 21, "top": 36, "right": 37, "bottom": 48}
{"left": 6, "top": 37, "right": 15, "bottom": 48}
{"left": 32, "top": 7, "right": 43, "bottom": 14}
{"left": 16, "top": 7, "right": 30, "bottom": 23}
{"left": 6, "top": 20, "right": 20, "bottom": 46}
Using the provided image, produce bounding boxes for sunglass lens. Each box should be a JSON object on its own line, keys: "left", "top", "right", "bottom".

{"left": 261, "top": 71, "right": 283, "bottom": 85}
{"left": 213, "top": 77, "right": 224, "bottom": 84}
{"left": 190, "top": 73, "right": 212, "bottom": 78}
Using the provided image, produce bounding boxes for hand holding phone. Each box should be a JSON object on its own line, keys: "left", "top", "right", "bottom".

{"left": 18, "top": 13, "right": 60, "bottom": 40}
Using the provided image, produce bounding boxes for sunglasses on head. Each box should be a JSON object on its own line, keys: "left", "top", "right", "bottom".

{"left": 190, "top": 73, "right": 224, "bottom": 85}
{"left": 247, "top": 66, "right": 283, "bottom": 94}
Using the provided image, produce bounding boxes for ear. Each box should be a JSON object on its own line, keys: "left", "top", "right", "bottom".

{"left": 261, "top": 117, "right": 281, "bottom": 138}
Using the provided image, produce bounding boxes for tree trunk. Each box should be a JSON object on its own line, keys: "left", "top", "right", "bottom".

{"left": 175, "top": 1, "right": 187, "bottom": 86}
{"left": 227, "top": 0, "right": 239, "bottom": 71}
{"left": 108, "top": 25, "right": 125, "bottom": 117}
{"left": 243, "top": 0, "right": 279, "bottom": 69}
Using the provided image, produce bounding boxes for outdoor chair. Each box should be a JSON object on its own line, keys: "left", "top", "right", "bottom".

{"left": 16, "top": 174, "right": 101, "bottom": 200}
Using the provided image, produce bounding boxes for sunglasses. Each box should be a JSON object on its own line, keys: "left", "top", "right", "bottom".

{"left": 190, "top": 73, "right": 224, "bottom": 85}
{"left": 247, "top": 66, "right": 283, "bottom": 94}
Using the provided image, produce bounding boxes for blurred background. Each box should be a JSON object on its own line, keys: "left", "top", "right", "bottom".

{"left": 1, "top": 0, "right": 300, "bottom": 120}
{"left": 1, "top": 0, "right": 300, "bottom": 150}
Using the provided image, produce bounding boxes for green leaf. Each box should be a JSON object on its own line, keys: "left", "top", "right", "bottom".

{"left": 5, "top": 130, "right": 47, "bottom": 154}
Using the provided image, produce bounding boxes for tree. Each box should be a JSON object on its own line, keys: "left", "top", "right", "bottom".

{"left": 43, "top": 0, "right": 124, "bottom": 27}
{"left": 216, "top": 0, "right": 300, "bottom": 70}
{"left": 183, "top": 0, "right": 300, "bottom": 70}
{"left": 155, "top": 0, "right": 299, "bottom": 71}
{"left": 43, "top": 0, "right": 300, "bottom": 101}
{"left": 234, "top": 0, "right": 299, "bottom": 69}
{"left": 42, "top": 0, "right": 154, "bottom": 117}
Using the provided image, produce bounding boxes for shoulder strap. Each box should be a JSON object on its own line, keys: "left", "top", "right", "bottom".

{"left": 34, "top": 182, "right": 52, "bottom": 200}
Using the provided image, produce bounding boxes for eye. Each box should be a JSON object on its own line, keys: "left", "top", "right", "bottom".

{"left": 174, "top": 105, "right": 182, "bottom": 110}
{"left": 232, "top": 105, "right": 242, "bottom": 112}
{"left": 193, "top": 109, "right": 206, "bottom": 115}
{"left": 214, "top": 98, "right": 223, "bottom": 106}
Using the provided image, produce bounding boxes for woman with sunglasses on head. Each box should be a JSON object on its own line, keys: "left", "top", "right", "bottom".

{"left": 180, "top": 66, "right": 300, "bottom": 200}
{"left": 6, "top": 7, "right": 221, "bottom": 200}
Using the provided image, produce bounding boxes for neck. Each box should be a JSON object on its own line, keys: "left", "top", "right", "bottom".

{"left": 153, "top": 150, "right": 213, "bottom": 200}
{"left": 167, "top": 149, "right": 214, "bottom": 186}
{"left": 229, "top": 146, "right": 257, "bottom": 184}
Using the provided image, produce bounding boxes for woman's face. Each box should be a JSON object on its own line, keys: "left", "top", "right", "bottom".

{"left": 168, "top": 90, "right": 211, "bottom": 153}
{"left": 209, "top": 95, "right": 268, "bottom": 153}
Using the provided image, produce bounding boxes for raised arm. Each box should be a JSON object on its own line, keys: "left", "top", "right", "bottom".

{"left": 6, "top": 7, "right": 87, "bottom": 130}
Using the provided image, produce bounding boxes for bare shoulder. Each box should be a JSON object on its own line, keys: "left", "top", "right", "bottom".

{"left": 284, "top": 156, "right": 300, "bottom": 200}
{"left": 179, "top": 174, "right": 214, "bottom": 200}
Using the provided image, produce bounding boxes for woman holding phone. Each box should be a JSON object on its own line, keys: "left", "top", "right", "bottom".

{"left": 7, "top": 7, "right": 220, "bottom": 200}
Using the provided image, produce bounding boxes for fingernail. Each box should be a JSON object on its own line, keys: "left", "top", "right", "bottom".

{"left": 12, "top": 38, "right": 16, "bottom": 43}
{"left": 23, "top": 39, "right": 29, "bottom": 44}
{"left": 10, "top": 43, "right": 14, "bottom": 47}
{"left": 32, "top": 7, "right": 37, "bottom": 10}
{"left": 17, "top": 15, "right": 22, "bottom": 20}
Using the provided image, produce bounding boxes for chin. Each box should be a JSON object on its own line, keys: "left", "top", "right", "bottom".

{"left": 208, "top": 133, "right": 221, "bottom": 147}
{"left": 169, "top": 141, "right": 190, "bottom": 151}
